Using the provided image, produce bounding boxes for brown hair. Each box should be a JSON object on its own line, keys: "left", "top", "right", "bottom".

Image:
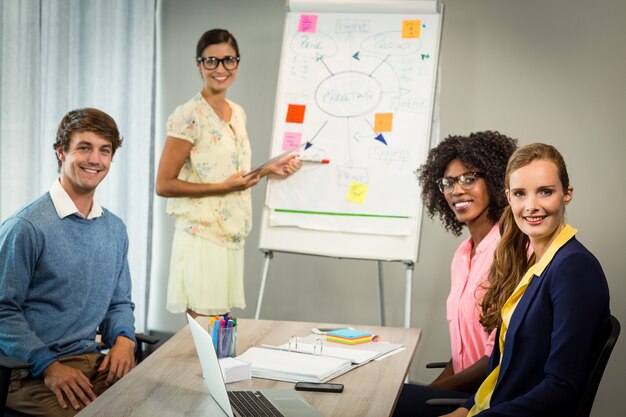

{"left": 480, "top": 143, "right": 570, "bottom": 332}
{"left": 53, "top": 108, "right": 122, "bottom": 170}
{"left": 196, "top": 29, "right": 240, "bottom": 58}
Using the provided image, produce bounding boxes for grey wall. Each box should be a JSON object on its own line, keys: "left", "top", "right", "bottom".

{"left": 150, "top": 1, "right": 626, "bottom": 415}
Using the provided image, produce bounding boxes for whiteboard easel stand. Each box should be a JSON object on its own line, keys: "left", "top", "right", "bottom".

{"left": 254, "top": 250, "right": 414, "bottom": 329}
{"left": 377, "top": 259, "right": 415, "bottom": 327}
{"left": 256, "top": 0, "right": 443, "bottom": 332}
{"left": 376, "top": 261, "right": 385, "bottom": 326}
{"left": 254, "top": 250, "right": 274, "bottom": 321}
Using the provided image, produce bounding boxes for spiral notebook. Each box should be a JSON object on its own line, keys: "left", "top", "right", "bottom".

{"left": 264, "top": 334, "right": 404, "bottom": 365}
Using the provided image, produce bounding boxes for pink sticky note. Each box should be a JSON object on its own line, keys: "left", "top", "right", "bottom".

{"left": 298, "top": 14, "right": 318, "bottom": 33}
{"left": 283, "top": 132, "right": 302, "bottom": 150}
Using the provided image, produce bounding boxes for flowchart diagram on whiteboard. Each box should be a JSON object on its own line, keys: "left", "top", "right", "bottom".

{"left": 256, "top": 1, "right": 443, "bottom": 325}
{"left": 266, "top": 6, "right": 441, "bottom": 240}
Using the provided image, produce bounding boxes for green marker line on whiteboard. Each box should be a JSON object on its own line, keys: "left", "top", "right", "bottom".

{"left": 274, "top": 209, "right": 410, "bottom": 219}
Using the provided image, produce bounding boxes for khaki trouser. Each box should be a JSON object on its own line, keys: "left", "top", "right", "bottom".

{"left": 7, "top": 353, "right": 109, "bottom": 417}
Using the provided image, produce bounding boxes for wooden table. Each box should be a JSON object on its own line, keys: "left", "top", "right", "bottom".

{"left": 76, "top": 318, "right": 421, "bottom": 417}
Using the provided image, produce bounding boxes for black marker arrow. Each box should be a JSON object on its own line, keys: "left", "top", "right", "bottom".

{"left": 304, "top": 120, "right": 329, "bottom": 150}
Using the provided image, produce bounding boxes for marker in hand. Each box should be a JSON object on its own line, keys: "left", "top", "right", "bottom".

{"left": 298, "top": 158, "right": 330, "bottom": 164}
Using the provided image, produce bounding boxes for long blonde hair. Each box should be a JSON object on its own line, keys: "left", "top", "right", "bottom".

{"left": 480, "top": 143, "right": 569, "bottom": 332}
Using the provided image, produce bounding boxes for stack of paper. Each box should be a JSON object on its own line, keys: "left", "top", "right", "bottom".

{"left": 269, "top": 334, "right": 403, "bottom": 365}
{"left": 236, "top": 347, "right": 352, "bottom": 383}
{"left": 326, "top": 329, "right": 372, "bottom": 345}
{"left": 218, "top": 357, "right": 251, "bottom": 384}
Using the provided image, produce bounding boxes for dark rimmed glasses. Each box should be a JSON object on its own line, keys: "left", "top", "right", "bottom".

{"left": 436, "top": 172, "right": 484, "bottom": 194}
{"left": 196, "top": 55, "right": 240, "bottom": 71}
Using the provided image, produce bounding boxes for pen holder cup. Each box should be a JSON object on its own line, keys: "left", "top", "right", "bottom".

{"left": 216, "top": 326, "right": 237, "bottom": 358}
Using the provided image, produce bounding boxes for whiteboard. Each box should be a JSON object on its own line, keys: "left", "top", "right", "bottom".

{"left": 259, "top": 0, "right": 443, "bottom": 262}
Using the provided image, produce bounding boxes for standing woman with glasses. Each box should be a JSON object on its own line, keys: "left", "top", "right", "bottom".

{"left": 442, "top": 143, "right": 610, "bottom": 417}
{"left": 156, "top": 29, "right": 301, "bottom": 318}
{"left": 393, "top": 131, "right": 517, "bottom": 417}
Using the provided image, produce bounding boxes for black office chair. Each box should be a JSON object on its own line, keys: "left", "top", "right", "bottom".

{"left": 425, "top": 361, "right": 450, "bottom": 370}
{"left": 423, "top": 360, "right": 474, "bottom": 408}
{"left": 574, "top": 314, "right": 620, "bottom": 417}
{"left": 0, "top": 333, "right": 159, "bottom": 417}
{"left": 425, "top": 314, "right": 621, "bottom": 417}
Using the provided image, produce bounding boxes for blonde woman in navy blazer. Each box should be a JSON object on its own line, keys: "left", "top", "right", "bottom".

{"left": 442, "top": 143, "right": 610, "bottom": 417}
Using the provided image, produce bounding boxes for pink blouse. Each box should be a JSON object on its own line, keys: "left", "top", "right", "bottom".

{"left": 447, "top": 223, "right": 499, "bottom": 373}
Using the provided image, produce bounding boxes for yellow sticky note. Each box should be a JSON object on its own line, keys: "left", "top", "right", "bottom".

{"left": 374, "top": 113, "right": 393, "bottom": 132}
{"left": 402, "top": 20, "right": 421, "bottom": 38}
{"left": 347, "top": 182, "right": 368, "bottom": 205}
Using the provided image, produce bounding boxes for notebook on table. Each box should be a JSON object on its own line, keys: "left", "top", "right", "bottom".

{"left": 187, "top": 314, "right": 325, "bottom": 417}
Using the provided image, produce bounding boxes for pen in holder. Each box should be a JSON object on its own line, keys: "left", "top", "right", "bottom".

{"left": 209, "top": 316, "right": 237, "bottom": 358}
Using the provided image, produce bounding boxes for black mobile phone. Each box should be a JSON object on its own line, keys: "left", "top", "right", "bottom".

{"left": 295, "top": 382, "right": 344, "bottom": 393}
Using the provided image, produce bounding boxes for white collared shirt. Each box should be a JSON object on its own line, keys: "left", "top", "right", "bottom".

{"left": 49, "top": 179, "right": 103, "bottom": 219}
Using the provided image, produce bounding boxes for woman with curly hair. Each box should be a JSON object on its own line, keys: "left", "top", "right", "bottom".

{"left": 394, "top": 131, "right": 517, "bottom": 417}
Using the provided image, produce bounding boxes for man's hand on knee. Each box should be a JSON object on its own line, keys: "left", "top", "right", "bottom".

{"left": 98, "top": 335, "right": 136, "bottom": 386}
{"left": 42, "top": 361, "right": 97, "bottom": 410}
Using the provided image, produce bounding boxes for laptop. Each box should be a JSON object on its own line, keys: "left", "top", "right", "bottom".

{"left": 186, "top": 314, "right": 325, "bottom": 417}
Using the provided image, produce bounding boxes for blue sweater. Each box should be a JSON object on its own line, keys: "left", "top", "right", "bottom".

{"left": 0, "top": 193, "right": 136, "bottom": 376}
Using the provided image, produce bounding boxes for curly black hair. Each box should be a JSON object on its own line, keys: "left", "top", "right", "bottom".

{"left": 418, "top": 131, "right": 518, "bottom": 236}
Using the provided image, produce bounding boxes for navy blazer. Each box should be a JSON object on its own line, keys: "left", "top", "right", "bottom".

{"left": 464, "top": 237, "right": 610, "bottom": 416}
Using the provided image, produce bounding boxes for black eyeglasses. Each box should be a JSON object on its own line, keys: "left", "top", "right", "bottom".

{"left": 196, "top": 55, "right": 240, "bottom": 70}
{"left": 436, "top": 172, "right": 484, "bottom": 194}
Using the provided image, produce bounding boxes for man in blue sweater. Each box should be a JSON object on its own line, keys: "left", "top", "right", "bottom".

{"left": 0, "top": 108, "right": 137, "bottom": 416}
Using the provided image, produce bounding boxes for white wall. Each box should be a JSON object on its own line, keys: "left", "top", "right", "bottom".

{"left": 151, "top": 1, "right": 626, "bottom": 415}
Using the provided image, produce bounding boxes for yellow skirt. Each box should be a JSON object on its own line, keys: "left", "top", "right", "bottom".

{"left": 166, "top": 228, "right": 246, "bottom": 315}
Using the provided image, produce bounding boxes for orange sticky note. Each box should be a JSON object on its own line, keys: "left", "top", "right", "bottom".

{"left": 402, "top": 20, "right": 421, "bottom": 38}
{"left": 374, "top": 113, "right": 393, "bottom": 132}
{"left": 347, "top": 182, "right": 368, "bottom": 205}
{"left": 286, "top": 104, "right": 306, "bottom": 124}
